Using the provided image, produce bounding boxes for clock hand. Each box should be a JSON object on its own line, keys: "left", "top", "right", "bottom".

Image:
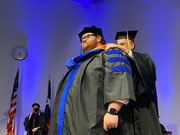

{"left": 17, "top": 52, "right": 21, "bottom": 56}
{"left": 17, "top": 53, "right": 22, "bottom": 59}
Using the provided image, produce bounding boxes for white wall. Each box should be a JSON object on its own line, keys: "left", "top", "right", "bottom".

{"left": 0, "top": 0, "right": 180, "bottom": 134}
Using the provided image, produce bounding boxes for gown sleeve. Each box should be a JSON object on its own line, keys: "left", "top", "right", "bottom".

{"left": 103, "top": 49, "right": 135, "bottom": 105}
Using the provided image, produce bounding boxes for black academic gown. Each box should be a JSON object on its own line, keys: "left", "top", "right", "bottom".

{"left": 49, "top": 49, "right": 136, "bottom": 135}
{"left": 24, "top": 112, "right": 48, "bottom": 135}
{"left": 128, "top": 51, "right": 162, "bottom": 135}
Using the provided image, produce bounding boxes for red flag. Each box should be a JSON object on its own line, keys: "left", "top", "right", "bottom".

{"left": 45, "top": 79, "right": 51, "bottom": 129}
{"left": 6, "top": 69, "right": 19, "bottom": 135}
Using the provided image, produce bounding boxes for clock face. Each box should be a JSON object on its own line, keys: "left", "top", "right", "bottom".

{"left": 12, "top": 46, "right": 28, "bottom": 60}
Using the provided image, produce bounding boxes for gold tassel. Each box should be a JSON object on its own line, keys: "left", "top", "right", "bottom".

{"left": 126, "top": 31, "right": 131, "bottom": 50}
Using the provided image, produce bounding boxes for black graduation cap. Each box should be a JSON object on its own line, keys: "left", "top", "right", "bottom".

{"left": 32, "top": 103, "right": 40, "bottom": 108}
{"left": 78, "top": 25, "right": 104, "bottom": 40}
{"left": 115, "top": 30, "right": 138, "bottom": 42}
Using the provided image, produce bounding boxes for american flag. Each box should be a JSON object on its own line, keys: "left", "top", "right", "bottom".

{"left": 6, "top": 69, "right": 19, "bottom": 135}
{"left": 45, "top": 78, "right": 51, "bottom": 129}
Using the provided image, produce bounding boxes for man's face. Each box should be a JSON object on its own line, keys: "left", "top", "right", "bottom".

{"left": 117, "top": 38, "right": 134, "bottom": 50}
{"left": 33, "top": 105, "right": 40, "bottom": 113}
{"left": 81, "top": 33, "right": 99, "bottom": 53}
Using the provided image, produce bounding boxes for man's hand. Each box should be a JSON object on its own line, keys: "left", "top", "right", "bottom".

{"left": 106, "top": 43, "right": 130, "bottom": 55}
{"left": 103, "top": 113, "right": 118, "bottom": 131}
{"left": 29, "top": 110, "right": 34, "bottom": 120}
{"left": 32, "top": 127, "right": 38, "bottom": 133}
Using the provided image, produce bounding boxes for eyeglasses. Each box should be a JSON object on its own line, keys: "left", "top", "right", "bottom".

{"left": 80, "top": 34, "right": 97, "bottom": 42}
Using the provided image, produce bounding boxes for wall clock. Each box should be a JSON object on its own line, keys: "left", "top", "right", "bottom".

{"left": 12, "top": 46, "right": 28, "bottom": 61}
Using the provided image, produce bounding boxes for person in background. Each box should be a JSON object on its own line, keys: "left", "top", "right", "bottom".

{"left": 106, "top": 30, "right": 162, "bottom": 135}
{"left": 24, "top": 103, "right": 48, "bottom": 135}
{"left": 49, "top": 25, "right": 136, "bottom": 135}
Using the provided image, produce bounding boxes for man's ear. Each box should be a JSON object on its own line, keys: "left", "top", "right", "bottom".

{"left": 131, "top": 42, "right": 135, "bottom": 50}
{"left": 97, "top": 35, "right": 101, "bottom": 42}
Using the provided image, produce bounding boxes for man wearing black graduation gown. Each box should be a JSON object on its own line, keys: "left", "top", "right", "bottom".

{"left": 106, "top": 30, "right": 162, "bottom": 135}
{"left": 24, "top": 103, "right": 48, "bottom": 135}
{"left": 49, "top": 26, "right": 136, "bottom": 135}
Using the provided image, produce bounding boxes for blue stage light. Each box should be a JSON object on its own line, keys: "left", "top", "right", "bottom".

{"left": 71, "top": 0, "right": 94, "bottom": 3}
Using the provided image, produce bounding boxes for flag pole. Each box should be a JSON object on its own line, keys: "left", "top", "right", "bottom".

{"left": 45, "top": 75, "right": 52, "bottom": 133}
